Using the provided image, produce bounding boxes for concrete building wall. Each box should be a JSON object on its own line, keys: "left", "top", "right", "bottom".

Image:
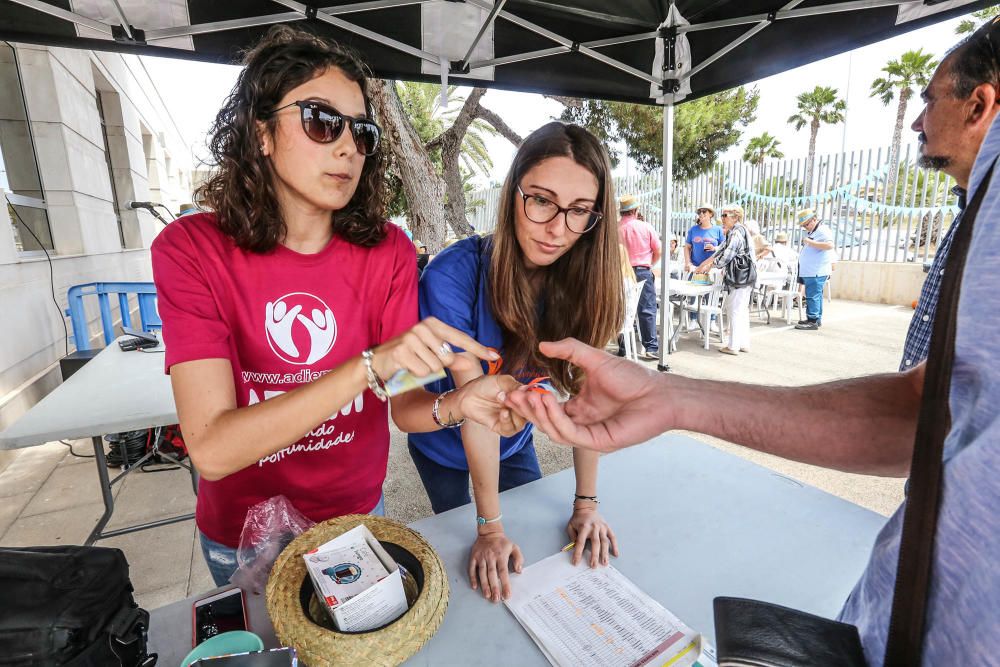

{"left": 0, "top": 44, "right": 193, "bottom": 466}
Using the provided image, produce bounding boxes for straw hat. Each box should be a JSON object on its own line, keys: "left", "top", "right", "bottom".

{"left": 619, "top": 194, "right": 639, "bottom": 212}
{"left": 775, "top": 232, "right": 789, "bottom": 243}
{"left": 796, "top": 208, "right": 817, "bottom": 226}
{"left": 695, "top": 203, "right": 715, "bottom": 216}
{"left": 266, "top": 515, "right": 449, "bottom": 667}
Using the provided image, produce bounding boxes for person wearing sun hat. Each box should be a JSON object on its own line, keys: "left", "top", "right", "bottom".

{"left": 794, "top": 207, "right": 835, "bottom": 330}
{"left": 684, "top": 202, "right": 724, "bottom": 273}
{"left": 619, "top": 194, "right": 662, "bottom": 360}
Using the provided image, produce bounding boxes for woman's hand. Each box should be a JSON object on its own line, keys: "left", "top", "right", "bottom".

{"left": 371, "top": 317, "right": 499, "bottom": 380}
{"left": 566, "top": 503, "right": 619, "bottom": 567}
{"left": 468, "top": 524, "right": 524, "bottom": 603}
{"left": 449, "top": 374, "right": 526, "bottom": 436}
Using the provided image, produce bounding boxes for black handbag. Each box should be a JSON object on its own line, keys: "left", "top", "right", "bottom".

{"left": 723, "top": 225, "right": 757, "bottom": 288}
{"left": 713, "top": 164, "right": 992, "bottom": 667}
{"left": 0, "top": 545, "right": 157, "bottom": 666}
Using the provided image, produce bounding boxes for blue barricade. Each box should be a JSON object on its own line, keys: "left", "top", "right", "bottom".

{"left": 65, "top": 282, "right": 161, "bottom": 351}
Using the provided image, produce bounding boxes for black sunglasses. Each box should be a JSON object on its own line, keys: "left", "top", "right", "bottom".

{"left": 268, "top": 100, "right": 381, "bottom": 156}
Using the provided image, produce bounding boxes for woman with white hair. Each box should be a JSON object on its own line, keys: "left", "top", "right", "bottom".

{"left": 695, "top": 203, "right": 755, "bottom": 355}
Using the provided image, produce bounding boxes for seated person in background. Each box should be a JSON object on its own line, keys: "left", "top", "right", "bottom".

{"left": 769, "top": 231, "right": 798, "bottom": 271}
{"left": 410, "top": 122, "right": 624, "bottom": 604}
{"left": 744, "top": 218, "right": 770, "bottom": 261}
{"left": 414, "top": 238, "right": 430, "bottom": 275}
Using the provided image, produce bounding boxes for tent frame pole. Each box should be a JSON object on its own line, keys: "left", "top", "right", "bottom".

{"left": 464, "top": 0, "right": 662, "bottom": 87}
{"left": 144, "top": 14, "right": 302, "bottom": 40}
{"left": 684, "top": 0, "right": 806, "bottom": 82}
{"left": 272, "top": 0, "right": 443, "bottom": 65}
{"left": 658, "top": 101, "right": 674, "bottom": 367}
{"left": 458, "top": 0, "right": 508, "bottom": 72}
{"left": 468, "top": 31, "right": 657, "bottom": 70}
{"left": 6, "top": 0, "right": 112, "bottom": 35}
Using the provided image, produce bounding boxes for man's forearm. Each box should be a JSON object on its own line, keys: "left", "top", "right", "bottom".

{"left": 662, "top": 369, "right": 923, "bottom": 476}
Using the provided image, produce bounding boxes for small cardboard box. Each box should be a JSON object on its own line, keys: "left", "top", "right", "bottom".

{"left": 302, "top": 524, "right": 408, "bottom": 632}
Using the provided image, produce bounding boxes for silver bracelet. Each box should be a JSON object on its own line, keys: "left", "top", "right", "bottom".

{"left": 361, "top": 349, "right": 389, "bottom": 402}
{"left": 432, "top": 388, "right": 466, "bottom": 428}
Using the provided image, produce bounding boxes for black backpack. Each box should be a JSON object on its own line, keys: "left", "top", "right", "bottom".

{"left": 0, "top": 546, "right": 157, "bottom": 666}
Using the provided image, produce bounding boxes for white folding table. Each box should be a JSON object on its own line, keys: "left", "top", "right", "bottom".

{"left": 667, "top": 280, "right": 715, "bottom": 351}
{"left": 0, "top": 339, "right": 189, "bottom": 545}
{"left": 148, "top": 436, "right": 886, "bottom": 666}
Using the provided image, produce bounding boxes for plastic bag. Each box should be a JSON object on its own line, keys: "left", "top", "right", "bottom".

{"left": 229, "top": 495, "right": 316, "bottom": 594}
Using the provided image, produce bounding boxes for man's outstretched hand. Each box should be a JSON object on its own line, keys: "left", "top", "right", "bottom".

{"left": 502, "top": 338, "right": 671, "bottom": 452}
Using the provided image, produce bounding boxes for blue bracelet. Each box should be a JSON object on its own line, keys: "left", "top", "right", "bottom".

{"left": 476, "top": 513, "right": 502, "bottom": 526}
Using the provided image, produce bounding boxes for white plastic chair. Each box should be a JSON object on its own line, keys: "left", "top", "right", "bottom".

{"left": 768, "top": 262, "right": 804, "bottom": 324}
{"left": 683, "top": 271, "right": 726, "bottom": 350}
{"left": 620, "top": 279, "right": 645, "bottom": 361}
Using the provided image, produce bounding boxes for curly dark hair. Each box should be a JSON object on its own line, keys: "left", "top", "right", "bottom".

{"left": 195, "top": 25, "right": 386, "bottom": 252}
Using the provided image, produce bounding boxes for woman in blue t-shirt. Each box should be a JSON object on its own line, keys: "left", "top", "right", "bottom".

{"left": 409, "top": 122, "right": 626, "bottom": 603}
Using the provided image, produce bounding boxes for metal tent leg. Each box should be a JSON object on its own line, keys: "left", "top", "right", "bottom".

{"left": 657, "top": 102, "right": 675, "bottom": 371}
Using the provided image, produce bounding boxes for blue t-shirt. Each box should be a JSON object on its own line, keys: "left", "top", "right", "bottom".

{"left": 685, "top": 224, "right": 725, "bottom": 266}
{"left": 838, "top": 116, "right": 1000, "bottom": 665}
{"left": 797, "top": 223, "right": 835, "bottom": 277}
{"left": 408, "top": 236, "right": 533, "bottom": 470}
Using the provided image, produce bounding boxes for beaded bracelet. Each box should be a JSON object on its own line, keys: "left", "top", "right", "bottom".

{"left": 432, "top": 388, "right": 466, "bottom": 428}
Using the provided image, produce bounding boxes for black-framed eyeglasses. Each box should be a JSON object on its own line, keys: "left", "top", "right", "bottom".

{"left": 697, "top": 209, "right": 712, "bottom": 215}
{"left": 267, "top": 100, "right": 381, "bottom": 156}
{"left": 721, "top": 212, "right": 732, "bottom": 218}
{"left": 517, "top": 185, "right": 602, "bottom": 234}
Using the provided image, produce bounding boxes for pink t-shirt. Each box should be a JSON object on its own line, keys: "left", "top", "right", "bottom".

{"left": 151, "top": 213, "right": 417, "bottom": 546}
{"left": 619, "top": 213, "right": 662, "bottom": 267}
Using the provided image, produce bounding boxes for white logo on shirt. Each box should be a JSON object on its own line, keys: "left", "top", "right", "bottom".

{"left": 265, "top": 292, "right": 337, "bottom": 365}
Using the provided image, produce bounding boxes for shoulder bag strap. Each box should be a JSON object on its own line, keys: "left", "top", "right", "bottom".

{"left": 884, "top": 163, "right": 994, "bottom": 666}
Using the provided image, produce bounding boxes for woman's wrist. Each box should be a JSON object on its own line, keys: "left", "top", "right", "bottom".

{"left": 440, "top": 386, "right": 466, "bottom": 423}
{"left": 476, "top": 519, "right": 504, "bottom": 536}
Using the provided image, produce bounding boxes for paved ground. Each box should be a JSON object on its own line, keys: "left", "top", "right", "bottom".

{"left": 0, "top": 298, "right": 910, "bottom": 610}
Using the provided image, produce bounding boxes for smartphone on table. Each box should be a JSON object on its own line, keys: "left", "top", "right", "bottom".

{"left": 192, "top": 587, "right": 249, "bottom": 647}
{"left": 118, "top": 326, "right": 160, "bottom": 351}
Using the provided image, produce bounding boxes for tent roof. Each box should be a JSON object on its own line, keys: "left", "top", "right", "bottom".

{"left": 0, "top": 0, "right": 991, "bottom": 104}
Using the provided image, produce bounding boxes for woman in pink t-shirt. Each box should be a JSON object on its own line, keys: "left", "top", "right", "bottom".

{"left": 151, "top": 26, "right": 521, "bottom": 586}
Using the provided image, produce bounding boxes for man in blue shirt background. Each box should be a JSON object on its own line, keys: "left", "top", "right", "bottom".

{"left": 794, "top": 207, "right": 835, "bottom": 330}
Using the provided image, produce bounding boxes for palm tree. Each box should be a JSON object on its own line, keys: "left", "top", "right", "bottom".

{"left": 787, "top": 86, "right": 847, "bottom": 193}
{"left": 956, "top": 6, "right": 999, "bottom": 34}
{"left": 870, "top": 49, "right": 937, "bottom": 194}
{"left": 743, "top": 132, "right": 784, "bottom": 166}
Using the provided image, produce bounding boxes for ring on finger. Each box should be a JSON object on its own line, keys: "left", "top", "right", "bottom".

{"left": 437, "top": 342, "right": 453, "bottom": 357}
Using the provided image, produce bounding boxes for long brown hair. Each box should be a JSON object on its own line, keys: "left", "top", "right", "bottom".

{"left": 489, "top": 122, "right": 624, "bottom": 393}
{"left": 195, "top": 25, "right": 386, "bottom": 252}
